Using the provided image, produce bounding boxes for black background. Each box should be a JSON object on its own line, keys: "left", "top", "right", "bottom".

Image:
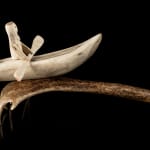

{"left": 0, "top": 1, "right": 150, "bottom": 146}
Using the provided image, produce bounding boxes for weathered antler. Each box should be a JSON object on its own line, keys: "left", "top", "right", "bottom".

{"left": 1, "top": 77, "right": 150, "bottom": 111}
{"left": 1, "top": 77, "right": 150, "bottom": 129}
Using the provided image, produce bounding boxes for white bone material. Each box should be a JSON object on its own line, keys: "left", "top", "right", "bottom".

{"left": 0, "top": 21, "right": 102, "bottom": 81}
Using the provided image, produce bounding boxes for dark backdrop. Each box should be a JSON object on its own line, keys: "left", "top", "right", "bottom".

{"left": 0, "top": 2, "right": 150, "bottom": 146}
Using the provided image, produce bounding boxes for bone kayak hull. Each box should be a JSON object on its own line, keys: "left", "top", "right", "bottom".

{"left": 0, "top": 34, "right": 102, "bottom": 81}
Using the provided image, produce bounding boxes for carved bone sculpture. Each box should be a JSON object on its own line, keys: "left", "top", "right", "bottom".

{"left": 0, "top": 21, "right": 102, "bottom": 81}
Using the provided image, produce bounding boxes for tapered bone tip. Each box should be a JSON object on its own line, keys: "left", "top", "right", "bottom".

{"left": 93, "top": 33, "right": 102, "bottom": 41}
{"left": 87, "top": 33, "right": 102, "bottom": 47}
